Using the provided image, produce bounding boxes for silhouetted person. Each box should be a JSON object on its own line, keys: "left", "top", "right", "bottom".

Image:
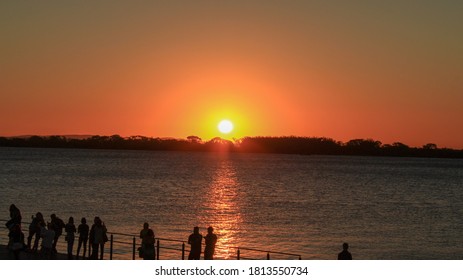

{"left": 76, "top": 217, "right": 89, "bottom": 259}
{"left": 50, "top": 214, "right": 65, "bottom": 253}
{"left": 89, "top": 216, "right": 107, "bottom": 260}
{"left": 139, "top": 223, "right": 152, "bottom": 259}
{"left": 139, "top": 222, "right": 150, "bottom": 241}
{"left": 144, "top": 229, "right": 156, "bottom": 260}
{"left": 338, "top": 242, "right": 352, "bottom": 260}
{"left": 6, "top": 204, "right": 22, "bottom": 230}
{"left": 188, "top": 226, "right": 202, "bottom": 260}
{"left": 40, "top": 223, "right": 55, "bottom": 260}
{"left": 27, "top": 212, "right": 45, "bottom": 252}
{"left": 8, "top": 224, "right": 24, "bottom": 260}
{"left": 139, "top": 223, "right": 155, "bottom": 260}
{"left": 65, "top": 217, "right": 76, "bottom": 260}
{"left": 204, "top": 226, "right": 217, "bottom": 260}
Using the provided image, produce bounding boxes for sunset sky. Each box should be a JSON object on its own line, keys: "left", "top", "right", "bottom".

{"left": 1, "top": 1, "right": 462, "bottom": 148}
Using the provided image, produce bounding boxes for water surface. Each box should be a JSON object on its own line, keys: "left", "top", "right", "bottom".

{"left": 1, "top": 147, "right": 462, "bottom": 259}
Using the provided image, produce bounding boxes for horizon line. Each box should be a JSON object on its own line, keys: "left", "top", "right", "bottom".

{"left": 1, "top": 134, "right": 461, "bottom": 150}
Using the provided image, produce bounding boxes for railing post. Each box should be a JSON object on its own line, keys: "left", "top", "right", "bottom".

{"left": 132, "top": 236, "right": 136, "bottom": 260}
{"left": 156, "top": 239, "right": 160, "bottom": 260}
{"left": 182, "top": 242, "right": 185, "bottom": 260}
{"left": 110, "top": 234, "right": 113, "bottom": 260}
{"left": 267, "top": 252, "right": 270, "bottom": 260}
{"left": 237, "top": 248, "right": 240, "bottom": 260}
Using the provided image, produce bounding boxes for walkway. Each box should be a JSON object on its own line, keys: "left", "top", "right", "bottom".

{"left": 0, "top": 245, "right": 72, "bottom": 260}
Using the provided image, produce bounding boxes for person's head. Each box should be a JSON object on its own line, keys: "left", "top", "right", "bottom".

{"left": 193, "top": 226, "right": 199, "bottom": 234}
{"left": 81, "top": 217, "right": 87, "bottom": 224}
{"left": 36, "top": 212, "right": 43, "bottom": 220}
{"left": 343, "top": 243, "right": 349, "bottom": 250}
{"left": 68, "top": 217, "right": 74, "bottom": 224}
{"left": 51, "top": 214, "right": 56, "bottom": 220}
{"left": 207, "top": 226, "right": 214, "bottom": 234}
{"left": 143, "top": 222, "right": 149, "bottom": 229}
{"left": 94, "top": 216, "right": 102, "bottom": 225}
{"left": 9, "top": 204, "right": 16, "bottom": 211}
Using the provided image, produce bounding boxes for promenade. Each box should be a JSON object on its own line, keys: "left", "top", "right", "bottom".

{"left": 0, "top": 245, "right": 70, "bottom": 260}
{"left": 1, "top": 220, "right": 302, "bottom": 260}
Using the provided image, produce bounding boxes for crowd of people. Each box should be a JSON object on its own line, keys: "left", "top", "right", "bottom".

{"left": 5, "top": 204, "right": 353, "bottom": 260}
{"left": 5, "top": 204, "right": 108, "bottom": 260}
{"left": 5, "top": 204, "right": 220, "bottom": 260}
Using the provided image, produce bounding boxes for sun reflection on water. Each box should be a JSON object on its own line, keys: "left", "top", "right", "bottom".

{"left": 200, "top": 157, "right": 242, "bottom": 259}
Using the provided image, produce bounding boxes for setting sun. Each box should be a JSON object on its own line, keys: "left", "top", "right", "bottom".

{"left": 218, "top": 120, "right": 233, "bottom": 134}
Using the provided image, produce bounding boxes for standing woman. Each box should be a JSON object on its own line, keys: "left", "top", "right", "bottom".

{"left": 9, "top": 224, "right": 24, "bottom": 259}
{"left": 65, "top": 217, "right": 77, "bottom": 260}
{"left": 6, "top": 204, "right": 22, "bottom": 229}
{"left": 6, "top": 204, "right": 22, "bottom": 249}
{"left": 143, "top": 229, "right": 156, "bottom": 260}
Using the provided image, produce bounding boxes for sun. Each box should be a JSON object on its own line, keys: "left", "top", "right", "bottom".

{"left": 218, "top": 120, "right": 234, "bottom": 134}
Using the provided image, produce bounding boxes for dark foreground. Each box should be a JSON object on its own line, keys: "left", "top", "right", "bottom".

{"left": 0, "top": 245, "right": 74, "bottom": 260}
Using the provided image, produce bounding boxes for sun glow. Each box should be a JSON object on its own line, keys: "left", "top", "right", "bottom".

{"left": 218, "top": 120, "right": 234, "bottom": 134}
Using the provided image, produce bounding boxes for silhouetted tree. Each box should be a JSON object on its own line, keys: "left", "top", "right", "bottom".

{"left": 345, "top": 139, "right": 382, "bottom": 156}
{"left": 0, "top": 135, "right": 462, "bottom": 158}
{"left": 187, "top": 136, "right": 202, "bottom": 144}
{"left": 423, "top": 143, "right": 437, "bottom": 150}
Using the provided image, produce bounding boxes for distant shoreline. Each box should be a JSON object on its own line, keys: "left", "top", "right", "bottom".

{"left": 1, "top": 135, "right": 462, "bottom": 159}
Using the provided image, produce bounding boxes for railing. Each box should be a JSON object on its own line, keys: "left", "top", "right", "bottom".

{"left": 231, "top": 246, "right": 302, "bottom": 260}
{"left": 1, "top": 219, "right": 302, "bottom": 260}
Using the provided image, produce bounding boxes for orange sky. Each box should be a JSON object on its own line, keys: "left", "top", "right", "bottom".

{"left": 1, "top": 1, "right": 462, "bottom": 148}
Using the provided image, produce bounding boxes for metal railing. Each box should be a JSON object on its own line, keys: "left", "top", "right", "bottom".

{"left": 1, "top": 219, "right": 302, "bottom": 260}
{"left": 231, "top": 246, "right": 302, "bottom": 260}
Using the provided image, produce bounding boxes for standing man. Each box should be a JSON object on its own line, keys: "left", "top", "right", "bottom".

{"left": 338, "top": 242, "right": 353, "bottom": 260}
{"left": 89, "top": 216, "right": 108, "bottom": 259}
{"left": 188, "top": 226, "right": 202, "bottom": 260}
{"left": 76, "top": 217, "right": 89, "bottom": 259}
{"left": 204, "top": 226, "right": 217, "bottom": 260}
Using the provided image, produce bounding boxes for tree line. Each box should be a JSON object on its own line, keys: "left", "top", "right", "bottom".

{"left": 0, "top": 135, "right": 462, "bottom": 158}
